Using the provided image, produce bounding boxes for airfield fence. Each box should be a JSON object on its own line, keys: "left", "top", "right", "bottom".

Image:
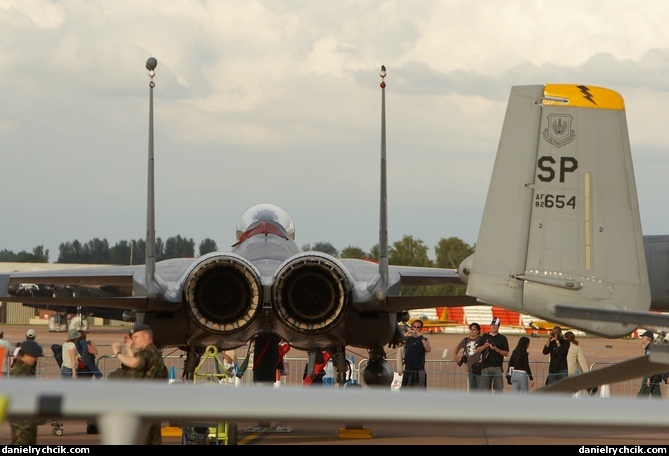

{"left": 4, "top": 345, "right": 662, "bottom": 399}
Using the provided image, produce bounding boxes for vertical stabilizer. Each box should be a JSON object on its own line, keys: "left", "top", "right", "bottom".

{"left": 466, "top": 84, "right": 650, "bottom": 338}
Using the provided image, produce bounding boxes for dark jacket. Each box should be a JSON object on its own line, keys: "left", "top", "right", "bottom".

{"left": 542, "top": 337, "right": 570, "bottom": 373}
{"left": 77, "top": 340, "right": 103, "bottom": 379}
{"left": 508, "top": 349, "right": 533, "bottom": 381}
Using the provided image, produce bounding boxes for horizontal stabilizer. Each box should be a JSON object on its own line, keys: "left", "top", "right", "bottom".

{"left": 555, "top": 304, "right": 669, "bottom": 328}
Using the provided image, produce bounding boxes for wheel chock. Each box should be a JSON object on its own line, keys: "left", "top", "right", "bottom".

{"left": 161, "top": 426, "right": 183, "bottom": 437}
{"left": 337, "top": 427, "right": 373, "bottom": 439}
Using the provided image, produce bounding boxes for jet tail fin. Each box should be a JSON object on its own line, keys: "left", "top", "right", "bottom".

{"left": 464, "top": 84, "right": 650, "bottom": 338}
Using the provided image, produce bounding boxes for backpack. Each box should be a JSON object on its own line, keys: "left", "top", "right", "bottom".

{"left": 51, "top": 344, "right": 63, "bottom": 368}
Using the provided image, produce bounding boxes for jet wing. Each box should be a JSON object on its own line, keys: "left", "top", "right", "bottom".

{"left": 386, "top": 295, "right": 480, "bottom": 313}
{"left": 0, "top": 258, "right": 200, "bottom": 312}
{"left": 396, "top": 267, "right": 464, "bottom": 287}
{"left": 12, "top": 302, "right": 129, "bottom": 322}
{"left": 337, "top": 258, "right": 473, "bottom": 311}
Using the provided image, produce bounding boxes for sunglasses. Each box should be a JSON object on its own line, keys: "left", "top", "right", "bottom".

{"left": 411, "top": 325, "right": 422, "bottom": 329}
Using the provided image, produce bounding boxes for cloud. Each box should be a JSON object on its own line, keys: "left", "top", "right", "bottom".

{"left": 1, "top": 1, "right": 668, "bottom": 260}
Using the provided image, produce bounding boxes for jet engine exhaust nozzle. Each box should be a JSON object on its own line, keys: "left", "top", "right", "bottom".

{"left": 184, "top": 255, "right": 262, "bottom": 334}
{"left": 273, "top": 255, "right": 351, "bottom": 335}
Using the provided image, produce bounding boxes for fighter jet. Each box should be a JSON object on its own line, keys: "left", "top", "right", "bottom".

{"left": 0, "top": 62, "right": 468, "bottom": 386}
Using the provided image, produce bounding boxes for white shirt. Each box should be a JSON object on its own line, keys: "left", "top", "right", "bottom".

{"left": 62, "top": 341, "right": 77, "bottom": 369}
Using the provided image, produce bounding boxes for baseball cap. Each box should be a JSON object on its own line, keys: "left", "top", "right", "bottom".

{"left": 490, "top": 317, "right": 501, "bottom": 326}
{"left": 641, "top": 330, "right": 654, "bottom": 340}
{"left": 20, "top": 340, "right": 44, "bottom": 358}
{"left": 26, "top": 329, "right": 36, "bottom": 338}
{"left": 129, "top": 323, "right": 151, "bottom": 335}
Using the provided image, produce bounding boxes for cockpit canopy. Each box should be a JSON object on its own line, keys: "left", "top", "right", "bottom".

{"left": 235, "top": 203, "right": 296, "bottom": 240}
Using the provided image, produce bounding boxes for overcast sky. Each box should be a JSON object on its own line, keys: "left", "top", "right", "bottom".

{"left": 2, "top": 1, "right": 669, "bottom": 262}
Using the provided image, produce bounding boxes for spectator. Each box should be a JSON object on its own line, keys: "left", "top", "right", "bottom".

{"left": 543, "top": 325, "right": 570, "bottom": 385}
{"left": 400, "top": 320, "right": 431, "bottom": 389}
{"left": 0, "top": 329, "right": 13, "bottom": 375}
{"left": 76, "top": 329, "right": 102, "bottom": 435}
{"left": 637, "top": 330, "right": 663, "bottom": 398}
{"left": 453, "top": 322, "right": 482, "bottom": 391}
{"left": 13, "top": 329, "right": 41, "bottom": 369}
{"left": 111, "top": 323, "right": 168, "bottom": 444}
{"left": 277, "top": 341, "right": 291, "bottom": 380}
{"left": 76, "top": 330, "right": 103, "bottom": 379}
{"left": 564, "top": 331, "right": 589, "bottom": 376}
{"left": 10, "top": 342, "right": 20, "bottom": 368}
{"left": 303, "top": 350, "right": 331, "bottom": 386}
{"left": 61, "top": 329, "right": 81, "bottom": 380}
{"left": 476, "top": 317, "right": 509, "bottom": 393}
{"left": 9, "top": 340, "right": 44, "bottom": 444}
{"left": 219, "top": 349, "right": 237, "bottom": 382}
{"left": 508, "top": 336, "right": 534, "bottom": 393}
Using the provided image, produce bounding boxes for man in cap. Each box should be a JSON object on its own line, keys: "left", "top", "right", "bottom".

{"left": 13, "top": 329, "right": 39, "bottom": 361}
{"left": 476, "top": 317, "right": 509, "bottom": 393}
{"left": 542, "top": 325, "right": 570, "bottom": 385}
{"left": 111, "top": 323, "right": 168, "bottom": 444}
{"left": 10, "top": 340, "right": 44, "bottom": 444}
{"left": 0, "top": 329, "right": 13, "bottom": 375}
{"left": 637, "top": 330, "right": 663, "bottom": 398}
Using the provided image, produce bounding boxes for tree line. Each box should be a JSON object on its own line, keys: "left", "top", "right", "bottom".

{"left": 0, "top": 236, "right": 216, "bottom": 265}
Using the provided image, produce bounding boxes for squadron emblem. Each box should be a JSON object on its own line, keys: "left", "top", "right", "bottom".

{"left": 543, "top": 113, "right": 575, "bottom": 148}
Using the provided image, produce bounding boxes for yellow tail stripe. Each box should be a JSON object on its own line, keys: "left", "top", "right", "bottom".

{"left": 543, "top": 84, "right": 624, "bottom": 110}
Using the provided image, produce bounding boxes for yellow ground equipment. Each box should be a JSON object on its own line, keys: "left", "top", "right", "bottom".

{"left": 181, "top": 346, "right": 238, "bottom": 445}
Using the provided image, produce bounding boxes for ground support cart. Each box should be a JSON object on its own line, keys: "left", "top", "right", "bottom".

{"left": 181, "top": 346, "right": 238, "bottom": 445}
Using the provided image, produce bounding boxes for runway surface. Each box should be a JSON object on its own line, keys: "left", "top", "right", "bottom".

{"left": 1, "top": 324, "right": 668, "bottom": 445}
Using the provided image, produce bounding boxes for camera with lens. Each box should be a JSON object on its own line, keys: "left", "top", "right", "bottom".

{"left": 456, "top": 354, "right": 467, "bottom": 367}
{"left": 550, "top": 332, "right": 558, "bottom": 337}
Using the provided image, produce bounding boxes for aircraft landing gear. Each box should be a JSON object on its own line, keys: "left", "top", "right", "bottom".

{"left": 182, "top": 345, "right": 205, "bottom": 381}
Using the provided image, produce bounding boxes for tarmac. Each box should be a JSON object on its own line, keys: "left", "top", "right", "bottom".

{"left": 1, "top": 324, "right": 668, "bottom": 445}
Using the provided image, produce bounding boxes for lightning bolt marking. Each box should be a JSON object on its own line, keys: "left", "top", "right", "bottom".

{"left": 577, "top": 85, "right": 597, "bottom": 105}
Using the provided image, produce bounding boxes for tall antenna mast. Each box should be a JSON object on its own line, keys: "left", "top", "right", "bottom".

{"left": 145, "top": 57, "right": 157, "bottom": 297}
{"left": 378, "top": 65, "right": 389, "bottom": 298}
